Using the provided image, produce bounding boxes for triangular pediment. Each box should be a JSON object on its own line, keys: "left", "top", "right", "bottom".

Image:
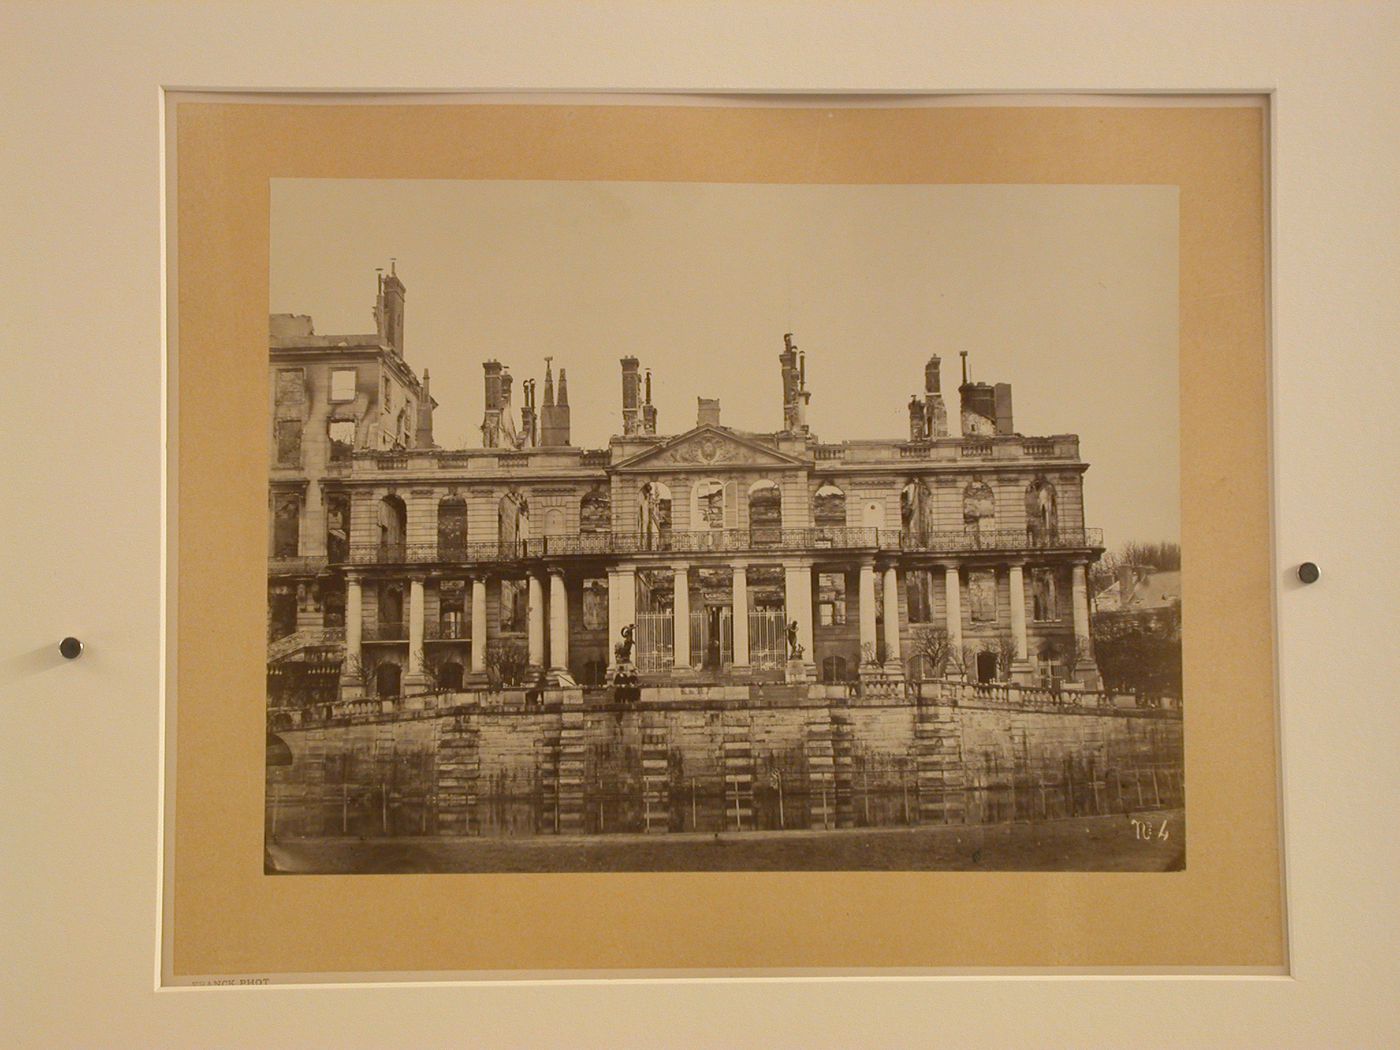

{"left": 615, "top": 425, "right": 807, "bottom": 471}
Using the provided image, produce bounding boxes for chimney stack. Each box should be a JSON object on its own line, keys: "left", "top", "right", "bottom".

{"left": 373, "top": 261, "right": 406, "bottom": 356}
{"left": 540, "top": 363, "right": 571, "bottom": 446}
{"left": 957, "top": 351, "right": 998, "bottom": 437}
{"left": 697, "top": 397, "right": 721, "bottom": 428}
{"left": 780, "top": 334, "right": 801, "bottom": 432}
{"left": 641, "top": 368, "right": 658, "bottom": 434}
{"left": 414, "top": 369, "right": 436, "bottom": 448}
{"left": 620, "top": 356, "right": 641, "bottom": 435}
{"left": 923, "top": 355, "right": 949, "bottom": 438}
{"left": 907, "top": 394, "right": 927, "bottom": 442}
{"left": 519, "top": 378, "right": 537, "bottom": 448}
{"left": 481, "top": 360, "right": 504, "bottom": 447}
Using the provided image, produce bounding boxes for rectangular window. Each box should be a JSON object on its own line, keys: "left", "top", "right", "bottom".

{"left": 328, "top": 419, "right": 355, "bottom": 463}
{"left": 499, "top": 578, "right": 526, "bottom": 632}
{"left": 275, "top": 368, "right": 305, "bottom": 405}
{"left": 906, "top": 569, "right": 935, "bottom": 624}
{"left": 272, "top": 493, "right": 300, "bottom": 557}
{"left": 968, "top": 569, "right": 997, "bottom": 623}
{"left": 329, "top": 368, "right": 356, "bottom": 402}
{"left": 817, "top": 572, "right": 846, "bottom": 626}
{"left": 1031, "top": 568, "right": 1059, "bottom": 622}
{"left": 274, "top": 419, "right": 301, "bottom": 467}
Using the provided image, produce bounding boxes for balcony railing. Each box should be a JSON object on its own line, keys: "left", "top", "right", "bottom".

{"left": 879, "top": 527, "right": 1103, "bottom": 553}
{"left": 424, "top": 618, "right": 470, "bottom": 641}
{"left": 363, "top": 621, "right": 407, "bottom": 641}
{"left": 268, "top": 554, "right": 329, "bottom": 574}
{"left": 344, "top": 526, "right": 1100, "bottom": 566}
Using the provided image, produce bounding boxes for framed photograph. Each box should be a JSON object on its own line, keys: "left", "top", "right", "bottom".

{"left": 165, "top": 92, "right": 1273, "bottom": 980}
{"left": 7, "top": 3, "right": 1397, "bottom": 1047}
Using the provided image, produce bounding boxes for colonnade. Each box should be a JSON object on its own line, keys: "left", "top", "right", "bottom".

{"left": 340, "top": 557, "right": 1097, "bottom": 693}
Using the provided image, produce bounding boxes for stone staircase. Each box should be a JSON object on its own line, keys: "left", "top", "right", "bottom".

{"left": 434, "top": 713, "right": 480, "bottom": 835}
{"left": 804, "top": 712, "right": 837, "bottom": 829}
{"left": 555, "top": 708, "right": 586, "bottom": 834}
{"left": 640, "top": 721, "right": 671, "bottom": 833}
{"left": 830, "top": 712, "right": 856, "bottom": 829}
{"left": 914, "top": 706, "right": 966, "bottom": 824}
{"left": 721, "top": 716, "right": 755, "bottom": 832}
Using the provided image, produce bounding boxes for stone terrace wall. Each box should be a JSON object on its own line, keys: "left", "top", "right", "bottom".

{"left": 266, "top": 688, "right": 1183, "bottom": 838}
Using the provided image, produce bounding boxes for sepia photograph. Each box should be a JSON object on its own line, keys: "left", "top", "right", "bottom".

{"left": 262, "top": 177, "right": 1184, "bottom": 874}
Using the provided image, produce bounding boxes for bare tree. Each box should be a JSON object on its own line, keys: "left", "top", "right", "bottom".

{"left": 486, "top": 639, "right": 530, "bottom": 687}
{"left": 908, "top": 625, "right": 952, "bottom": 680}
{"left": 993, "top": 632, "right": 1020, "bottom": 680}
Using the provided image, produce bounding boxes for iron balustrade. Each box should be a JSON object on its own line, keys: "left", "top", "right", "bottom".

{"left": 344, "top": 526, "right": 1101, "bottom": 566}
{"left": 268, "top": 554, "right": 329, "bottom": 574}
{"left": 424, "top": 619, "right": 470, "bottom": 641}
{"left": 363, "top": 621, "right": 408, "bottom": 641}
{"left": 880, "top": 527, "right": 1102, "bottom": 553}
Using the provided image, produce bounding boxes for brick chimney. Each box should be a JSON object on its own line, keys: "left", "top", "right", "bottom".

{"left": 697, "top": 397, "right": 721, "bottom": 428}
{"left": 373, "top": 261, "right": 405, "bottom": 356}
{"left": 414, "top": 368, "right": 436, "bottom": 448}
{"left": 620, "top": 356, "right": 641, "bottom": 435}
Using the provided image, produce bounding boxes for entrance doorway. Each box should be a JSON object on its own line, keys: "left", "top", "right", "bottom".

{"left": 976, "top": 650, "right": 998, "bottom": 684}
{"left": 694, "top": 604, "right": 733, "bottom": 671}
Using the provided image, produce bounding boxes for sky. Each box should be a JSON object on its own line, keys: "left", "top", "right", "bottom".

{"left": 270, "top": 179, "right": 1179, "bottom": 550}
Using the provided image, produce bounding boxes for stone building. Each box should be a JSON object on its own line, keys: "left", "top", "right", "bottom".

{"left": 267, "top": 269, "right": 1104, "bottom": 712}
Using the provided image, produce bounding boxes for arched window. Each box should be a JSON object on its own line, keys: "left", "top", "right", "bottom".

{"left": 375, "top": 661, "right": 402, "bottom": 699}
{"left": 437, "top": 497, "right": 468, "bottom": 558}
{"left": 437, "top": 660, "right": 464, "bottom": 691}
{"left": 580, "top": 486, "right": 610, "bottom": 534}
{"left": 900, "top": 479, "right": 933, "bottom": 548}
{"left": 1025, "top": 476, "right": 1058, "bottom": 544}
{"left": 962, "top": 479, "right": 995, "bottom": 537}
{"left": 691, "top": 478, "right": 729, "bottom": 531}
{"left": 748, "top": 480, "right": 782, "bottom": 546}
{"left": 637, "top": 481, "right": 672, "bottom": 550}
{"left": 813, "top": 482, "right": 846, "bottom": 529}
{"left": 377, "top": 494, "right": 406, "bottom": 559}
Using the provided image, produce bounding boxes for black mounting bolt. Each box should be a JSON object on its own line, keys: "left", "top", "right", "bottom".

{"left": 59, "top": 637, "right": 84, "bottom": 660}
{"left": 1297, "top": 562, "right": 1320, "bottom": 585}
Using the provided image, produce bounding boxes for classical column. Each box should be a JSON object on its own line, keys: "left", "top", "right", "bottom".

{"left": 731, "top": 562, "right": 750, "bottom": 668}
{"left": 882, "top": 563, "right": 902, "bottom": 666}
{"left": 1008, "top": 562, "right": 1032, "bottom": 682}
{"left": 943, "top": 564, "right": 963, "bottom": 657}
{"left": 342, "top": 571, "right": 364, "bottom": 696}
{"left": 1071, "top": 562, "right": 1095, "bottom": 673}
{"left": 549, "top": 569, "right": 570, "bottom": 672}
{"left": 858, "top": 560, "right": 878, "bottom": 663}
{"left": 470, "top": 576, "right": 487, "bottom": 675}
{"left": 783, "top": 560, "right": 814, "bottom": 663}
{"left": 405, "top": 574, "right": 427, "bottom": 689}
{"left": 608, "top": 564, "right": 637, "bottom": 670}
{"left": 672, "top": 563, "right": 690, "bottom": 669}
{"left": 527, "top": 573, "right": 546, "bottom": 668}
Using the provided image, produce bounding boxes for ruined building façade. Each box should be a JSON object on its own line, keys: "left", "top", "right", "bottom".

{"left": 267, "top": 267, "right": 1106, "bottom": 713}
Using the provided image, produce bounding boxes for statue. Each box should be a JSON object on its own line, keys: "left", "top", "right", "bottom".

{"left": 786, "top": 620, "right": 804, "bottom": 660}
{"left": 614, "top": 624, "right": 635, "bottom": 665}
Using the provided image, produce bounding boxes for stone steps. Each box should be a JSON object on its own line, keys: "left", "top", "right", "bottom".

{"left": 434, "top": 713, "right": 481, "bottom": 835}
{"left": 640, "top": 724, "right": 671, "bottom": 833}
{"left": 721, "top": 718, "right": 754, "bottom": 831}
{"left": 804, "top": 713, "right": 837, "bottom": 829}
{"left": 914, "top": 709, "right": 966, "bottom": 824}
